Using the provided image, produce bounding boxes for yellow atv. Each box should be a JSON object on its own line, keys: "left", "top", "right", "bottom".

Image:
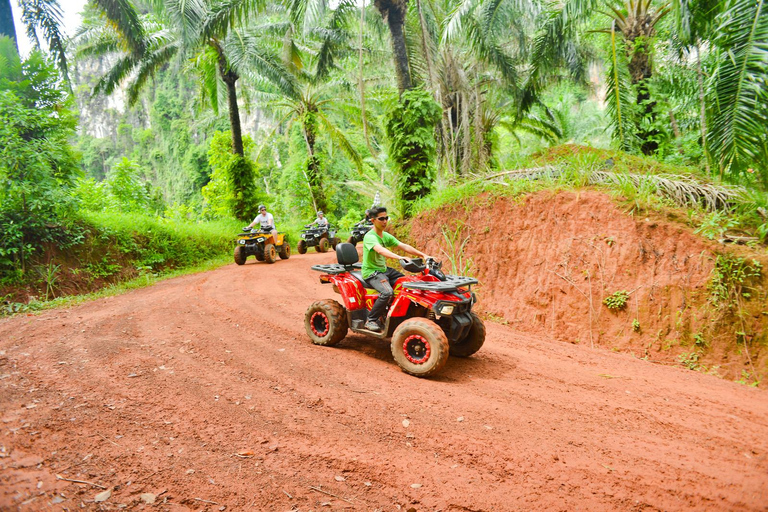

{"left": 234, "top": 227, "right": 291, "bottom": 264}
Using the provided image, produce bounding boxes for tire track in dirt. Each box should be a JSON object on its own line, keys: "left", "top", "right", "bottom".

{"left": 1, "top": 252, "right": 767, "bottom": 511}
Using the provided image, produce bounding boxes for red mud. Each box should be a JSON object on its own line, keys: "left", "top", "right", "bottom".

{"left": 410, "top": 190, "right": 768, "bottom": 382}
{"left": 1, "top": 194, "right": 767, "bottom": 511}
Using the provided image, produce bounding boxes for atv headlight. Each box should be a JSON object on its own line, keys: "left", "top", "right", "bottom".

{"left": 439, "top": 304, "right": 455, "bottom": 315}
{"left": 238, "top": 239, "right": 245, "bottom": 245}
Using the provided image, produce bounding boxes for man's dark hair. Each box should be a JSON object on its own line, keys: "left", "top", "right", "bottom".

{"left": 369, "top": 206, "right": 387, "bottom": 218}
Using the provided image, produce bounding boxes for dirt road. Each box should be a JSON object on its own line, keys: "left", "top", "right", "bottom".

{"left": 1, "top": 252, "right": 767, "bottom": 511}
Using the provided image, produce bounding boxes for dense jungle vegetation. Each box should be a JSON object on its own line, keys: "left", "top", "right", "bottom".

{"left": 1, "top": 0, "right": 767, "bottom": 309}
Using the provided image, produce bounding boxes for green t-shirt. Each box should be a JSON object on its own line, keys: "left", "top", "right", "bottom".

{"left": 362, "top": 230, "right": 400, "bottom": 278}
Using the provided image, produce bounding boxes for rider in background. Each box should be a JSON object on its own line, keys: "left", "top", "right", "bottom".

{"left": 308, "top": 210, "right": 329, "bottom": 227}
{"left": 362, "top": 206, "right": 431, "bottom": 332}
{"left": 245, "top": 205, "right": 277, "bottom": 236}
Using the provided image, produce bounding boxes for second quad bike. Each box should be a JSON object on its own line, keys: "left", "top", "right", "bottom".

{"left": 298, "top": 224, "right": 341, "bottom": 254}
{"left": 304, "top": 243, "right": 485, "bottom": 377}
{"left": 346, "top": 218, "right": 373, "bottom": 246}
{"left": 234, "top": 227, "right": 290, "bottom": 264}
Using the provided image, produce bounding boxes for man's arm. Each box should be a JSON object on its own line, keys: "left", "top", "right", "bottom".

{"left": 396, "top": 242, "right": 430, "bottom": 260}
{"left": 373, "top": 243, "right": 431, "bottom": 260}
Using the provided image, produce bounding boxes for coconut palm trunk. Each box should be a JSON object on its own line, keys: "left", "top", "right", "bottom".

{"left": 374, "top": 0, "right": 412, "bottom": 93}
{"left": 214, "top": 43, "right": 245, "bottom": 157}
{"left": 301, "top": 111, "right": 327, "bottom": 212}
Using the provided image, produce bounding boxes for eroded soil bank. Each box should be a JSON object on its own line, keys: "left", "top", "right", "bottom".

{"left": 409, "top": 190, "right": 768, "bottom": 383}
{"left": 1, "top": 249, "right": 767, "bottom": 511}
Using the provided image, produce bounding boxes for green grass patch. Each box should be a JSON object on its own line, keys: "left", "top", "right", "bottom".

{"left": 2, "top": 254, "right": 232, "bottom": 317}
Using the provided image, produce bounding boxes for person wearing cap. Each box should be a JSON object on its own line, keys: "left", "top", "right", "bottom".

{"left": 308, "top": 211, "right": 329, "bottom": 228}
{"left": 244, "top": 205, "right": 277, "bottom": 235}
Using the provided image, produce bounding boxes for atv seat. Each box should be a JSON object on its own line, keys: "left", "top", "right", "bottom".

{"left": 336, "top": 243, "right": 367, "bottom": 286}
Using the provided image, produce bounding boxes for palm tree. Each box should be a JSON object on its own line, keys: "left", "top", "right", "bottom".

{"left": 0, "top": 0, "right": 70, "bottom": 85}
{"left": 526, "top": 0, "right": 671, "bottom": 155}
{"left": 411, "top": 0, "right": 533, "bottom": 177}
{"left": 373, "top": 0, "right": 412, "bottom": 93}
{"left": 705, "top": 0, "right": 768, "bottom": 183}
{"left": 248, "top": 1, "right": 364, "bottom": 212}
{"left": 79, "top": 0, "right": 296, "bottom": 219}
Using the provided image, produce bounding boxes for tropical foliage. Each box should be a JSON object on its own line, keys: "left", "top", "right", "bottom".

{"left": 1, "top": 0, "right": 767, "bottom": 294}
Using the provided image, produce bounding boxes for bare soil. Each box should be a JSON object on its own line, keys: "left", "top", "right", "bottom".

{"left": 1, "top": 244, "right": 767, "bottom": 511}
{"left": 410, "top": 190, "right": 768, "bottom": 382}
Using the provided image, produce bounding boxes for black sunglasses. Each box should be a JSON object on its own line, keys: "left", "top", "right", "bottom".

{"left": 375, "top": 216, "right": 389, "bottom": 221}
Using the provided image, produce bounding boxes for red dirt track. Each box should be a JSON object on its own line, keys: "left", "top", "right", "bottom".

{"left": 1, "top": 252, "right": 767, "bottom": 511}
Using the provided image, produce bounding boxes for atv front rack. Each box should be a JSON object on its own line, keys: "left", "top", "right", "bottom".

{"left": 401, "top": 275, "right": 478, "bottom": 291}
{"left": 311, "top": 263, "right": 362, "bottom": 274}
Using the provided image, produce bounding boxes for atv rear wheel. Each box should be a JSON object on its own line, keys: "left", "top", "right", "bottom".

{"left": 297, "top": 240, "right": 307, "bottom": 254}
{"left": 391, "top": 318, "right": 449, "bottom": 377}
{"left": 317, "top": 237, "right": 330, "bottom": 252}
{"left": 305, "top": 299, "right": 348, "bottom": 346}
{"left": 234, "top": 246, "right": 247, "bottom": 265}
{"left": 449, "top": 313, "right": 486, "bottom": 357}
{"left": 278, "top": 242, "right": 291, "bottom": 259}
{"left": 255, "top": 250, "right": 265, "bottom": 261}
{"left": 264, "top": 244, "right": 277, "bottom": 263}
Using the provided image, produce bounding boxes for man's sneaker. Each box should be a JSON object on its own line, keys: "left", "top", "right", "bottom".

{"left": 364, "top": 320, "right": 382, "bottom": 332}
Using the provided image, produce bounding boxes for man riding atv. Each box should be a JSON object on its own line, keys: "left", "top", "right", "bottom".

{"left": 235, "top": 205, "right": 290, "bottom": 264}
{"left": 245, "top": 205, "right": 277, "bottom": 235}
{"left": 298, "top": 211, "right": 340, "bottom": 254}
{"left": 362, "top": 206, "right": 432, "bottom": 332}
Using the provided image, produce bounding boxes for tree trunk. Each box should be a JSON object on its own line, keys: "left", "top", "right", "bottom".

{"left": 375, "top": 0, "right": 412, "bottom": 93}
{"left": 358, "top": 0, "right": 373, "bottom": 154}
{"left": 627, "top": 37, "right": 658, "bottom": 155}
{"left": 301, "top": 114, "right": 326, "bottom": 212}
{"left": 215, "top": 43, "right": 244, "bottom": 157}
{"left": 0, "top": 0, "right": 18, "bottom": 54}
{"left": 696, "top": 46, "right": 711, "bottom": 174}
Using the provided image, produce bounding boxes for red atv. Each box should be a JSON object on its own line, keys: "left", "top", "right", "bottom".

{"left": 304, "top": 243, "right": 486, "bottom": 377}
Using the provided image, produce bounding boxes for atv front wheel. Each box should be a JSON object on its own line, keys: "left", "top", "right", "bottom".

{"left": 305, "top": 299, "right": 348, "bottom": 346}
{"left": 264, "top": 244, "right": 277, "bottom": 263}
{"left": 234, "top": 246, "right": 247, "bottom": 265}
{"left": 346, "top": 236, "right": 357, "bottom": 246}
{"left": 391, "top": 318, "right": 449, "bottom": 377}
{"left": 297, "top": 240, "right": 307, "bottom": 254}
{"left": 449, "top": 313, "right": 486, "bottom": 357}
{"left": 330, "top": 237, "right": 340, "bottom": 250}
{"left": 278, "top": 242, "right": 291, "bottom": 260}
{"left": 317, "top": 237, "right": 330, "bottom": 253}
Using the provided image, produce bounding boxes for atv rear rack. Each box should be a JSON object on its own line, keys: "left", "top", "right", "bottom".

{"left": 311, "top": 263, "right": 362, "bottom": 274}
{"left": 401, "top": 275, "right": 478, "bottom": 291}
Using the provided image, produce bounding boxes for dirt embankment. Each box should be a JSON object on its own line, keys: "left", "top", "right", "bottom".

{"left": 409, "top": 190, "right": 768, "bottom": 383}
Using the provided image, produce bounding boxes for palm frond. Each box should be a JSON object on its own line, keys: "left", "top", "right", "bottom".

{"left": 521, "top": 0, "right": 599, "bottom": 114}
{"left": 316, "top": 110, "right": 364, "bottom": 171}
{"left": 20, "top": 0, "right": 69, "bottom": 83}
{"left": 707, "top": 0, "right": 768, "bottom": 174}
{"left": 126, "top": 42, "right": 180, "bottom": 105}
{"left": 312, "top": 0, "right": 355, "bottom": 81}
{"left": 202, "top": 0, "right": 267, "bottom": 41}
{"left": 91, "top": 53, "right": 141, "bottom": 96}
{"left": 605, "top": 23, "right": 639, "bottom": 152}
{"left": 90, "top": 0, "right": 147, "bottom": 56}
{"left": 224, "top": 30, "right": 300, "bottom": 99}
